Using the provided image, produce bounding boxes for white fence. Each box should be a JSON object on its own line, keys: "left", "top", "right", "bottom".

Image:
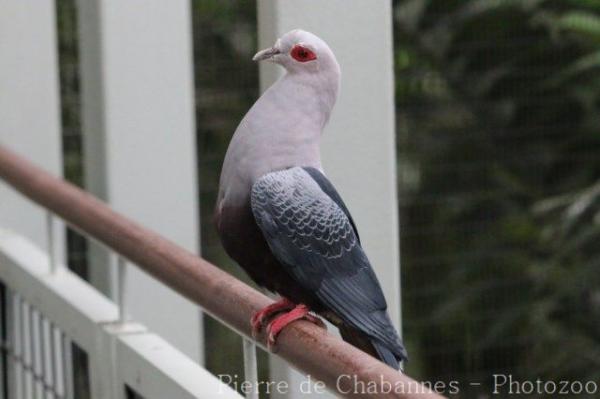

{"left": 0, "top": 223, "right": 240, "bottom": 398}
{"left": 0, "top": 1, "right": 401, "bottom": 398}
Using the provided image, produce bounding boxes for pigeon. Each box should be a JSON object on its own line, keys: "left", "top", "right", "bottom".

{"left": 215, "top": 29, "right": 407, "bottom": 369}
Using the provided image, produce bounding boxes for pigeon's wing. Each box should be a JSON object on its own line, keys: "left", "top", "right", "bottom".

{"left": 250, "top": 167, "right": 405, "bottom": 358}
{"left": 301, "top": 167, "right": 360, "bottom": 244}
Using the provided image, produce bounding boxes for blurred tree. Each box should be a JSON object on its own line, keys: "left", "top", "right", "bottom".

{"left": 394, "top": 0, "right": 600, "bottom": 395}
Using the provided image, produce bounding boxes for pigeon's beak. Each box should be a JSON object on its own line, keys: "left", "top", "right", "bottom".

{"left": 252, "top": 46, "right": 281, "bottom": 62}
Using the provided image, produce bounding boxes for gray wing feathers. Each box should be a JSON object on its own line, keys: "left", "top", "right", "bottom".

{"left": 251, "top": 167, "right": 405, "bottom": 357}
{"left": 252, "top": 168, "right": 356, "bottom": 259}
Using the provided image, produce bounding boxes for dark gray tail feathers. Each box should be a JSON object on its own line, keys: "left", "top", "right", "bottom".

{"left": 372, "top": 339, "right": 408, "bottom": 371}
{"left": 339, "top": 323, "right": 408, "bottom": 370}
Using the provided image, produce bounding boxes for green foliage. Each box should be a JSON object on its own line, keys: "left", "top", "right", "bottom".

{"left": 395, "top": 0, "right": 600, "bottom": 393}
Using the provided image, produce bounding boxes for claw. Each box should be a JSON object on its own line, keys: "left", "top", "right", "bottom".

{"left": 265, "top": 304, "right": 326, "bottom": 351}
{"left": 250, "top": 298, "right": 295, "bottom": 338}
{"left": 303, "top": 313, "right": 327, "bottom": 329}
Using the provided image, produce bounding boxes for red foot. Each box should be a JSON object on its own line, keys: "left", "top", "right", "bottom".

{"left": 251, "top": 298, "right": 295, "bottom": 337}
{"left": 266, "top": 304, "right": 326, "bottom": 351}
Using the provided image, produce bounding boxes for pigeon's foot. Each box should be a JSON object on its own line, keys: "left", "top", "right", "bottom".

{"left": 251, "top": 298, "right": 295, "bottom": 338}
{"left": 266, "top": 304, "right": 326, "bottom": 351}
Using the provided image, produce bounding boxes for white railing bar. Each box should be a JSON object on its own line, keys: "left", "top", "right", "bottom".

{"left": 22, "top": 300, "right": 34, "bottom": 398}
{"left": 2, "top": 287, "right": 67, "bottom": 399}
{"left": 3, "top": 289, "right": 13, "bottom": 399}
{"left": 41, "top": 317, "right": 57, "bottom": 399}
{"left": 242, "top": 338, "right": 258, "bottom": 399}
{"left": 14, "top": 294, "right": 22, "bottom": 399}
{"left": 26, "top": 312, "right": 32, "bottom": 398}
{"left": 0, "top": 288, "right": 4, "bottom": 399}
{"left": 0, "top": 287, "right": 4, "bottom": 399}
{"left": 48, "top": 211, "right": 135, "bottom": 324}
{"left": 31, "top": 309, "right": 44, "bottom": 397}
{"left": 38, "top": 316, "right": 58, "bottom": 399}
{"left": 2, "top": 352, "right": 61, "bottom": 398}
{"left": 5, "top": 292, "right": 13, "bottom": 399}
{"left": 1, "top": 348, "right": 65, "bottom": 399}
{"left": 1, "top": 234, "right": 240, "bottom": 398}
{"left": 117, "top": 255, "right": 128, "bottom": 325}
{"left": 62, "top": 335, "right": 73, "bottom": 399}
{"left": 52, "top": 326, "right": 65, "bottom": 398}
{"left": 7, "top": 320, "right": 16, "bottom": 399}
{"left": 3, "top": 269, "right": 73, "bottom": 399}
{"left": 0, "top": 292, "right": 3, "bottom": 399}
{"left": 46, "top": 212, "right": 58, "bottom": 274}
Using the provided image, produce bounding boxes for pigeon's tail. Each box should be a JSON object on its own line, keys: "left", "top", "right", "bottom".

{"left": 371, "top": 340, "right": 403, "bottom": 370}
{"left": 339, "top": 324, "right": 407, "bottom": 370}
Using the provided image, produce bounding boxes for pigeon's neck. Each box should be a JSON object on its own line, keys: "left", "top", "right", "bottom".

{"left": 244, "top": 71, "right": 338, "bottom": 169}
{"left": 258, "top": 71, "right": 339, "bottom": 137}
{"left": 218, "top": 70, "right": 339, "bottom": 206}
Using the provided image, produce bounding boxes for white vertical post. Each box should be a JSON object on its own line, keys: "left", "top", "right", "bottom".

{"left": 41, "top": 318, "right": 56, "bottom": 399}
{"left": 242, "top": 338, "right": 258, "bottom": 399}
{"left": 8, "top": 293, "right": 21, "bottom": 399}
{"left": 21, "top": 301, "right": 32, "bottom": 399}
{"left": 62, "top": 335, "right": 74, "bottom": 399}
{"left": 76, "top": 0, "right": 204, "bottom": 362}
{"left": 31, "top": 310, "right": 44, "bottom": 398}
{"left": 257, "top": 1, "right": 400, "bottom": 397}
{"left": 117, "top": 256, "right": 128, "bottom": 325}
{"left": 46, "top": 212, "right": 60, "bottom": 275}
{"left": 51, "top": 327, "right": 65, "bottom": 398}
{"left": 0, "top": 0, "right": 65, "bottom": 266}
{"left": 0, "top": 289, "right": 3, "bottom": 399}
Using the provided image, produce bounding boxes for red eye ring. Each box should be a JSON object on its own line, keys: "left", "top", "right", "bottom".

{"left": 290, "top": 45, "right": 317, "bottom": 62}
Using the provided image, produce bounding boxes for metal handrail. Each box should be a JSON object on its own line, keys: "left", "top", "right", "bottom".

{"left": 0, "top": 145, "right": 445, "bottom": 399}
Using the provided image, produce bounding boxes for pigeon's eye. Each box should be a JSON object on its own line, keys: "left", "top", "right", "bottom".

{"left": 290, "top": 45, "right": 317, "bottom": 62}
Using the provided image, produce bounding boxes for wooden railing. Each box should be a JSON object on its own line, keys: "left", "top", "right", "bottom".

{"left": 0, "top": 145, "right": 445, "bottom": 399}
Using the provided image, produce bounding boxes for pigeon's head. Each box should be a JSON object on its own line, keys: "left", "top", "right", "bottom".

{"left": 253, "top": 29, "right": 340, "bottom": 78}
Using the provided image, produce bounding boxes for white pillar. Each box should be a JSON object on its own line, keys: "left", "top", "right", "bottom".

{"left": 76, "top": 0, "right": 204, "bottom": 363}
{"left": 0, "top": 0, "right": 65, "bottom": 264}
{"left": 257, "top": 1, "right": 400, "bottom": 397}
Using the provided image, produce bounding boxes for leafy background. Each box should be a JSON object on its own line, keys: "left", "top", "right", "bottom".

{"left": 55, "top": 0, "right": 600, "bottom": 397}
{"left": 395, "top": 1, "right": 600, "bottom": 394}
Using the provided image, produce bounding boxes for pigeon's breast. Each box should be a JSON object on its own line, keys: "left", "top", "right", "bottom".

{"left": 219, "top": 124, "right": 321, "bottom": 208}
{"left": 215, "top": 198, "right": 328, "bottom": 308}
